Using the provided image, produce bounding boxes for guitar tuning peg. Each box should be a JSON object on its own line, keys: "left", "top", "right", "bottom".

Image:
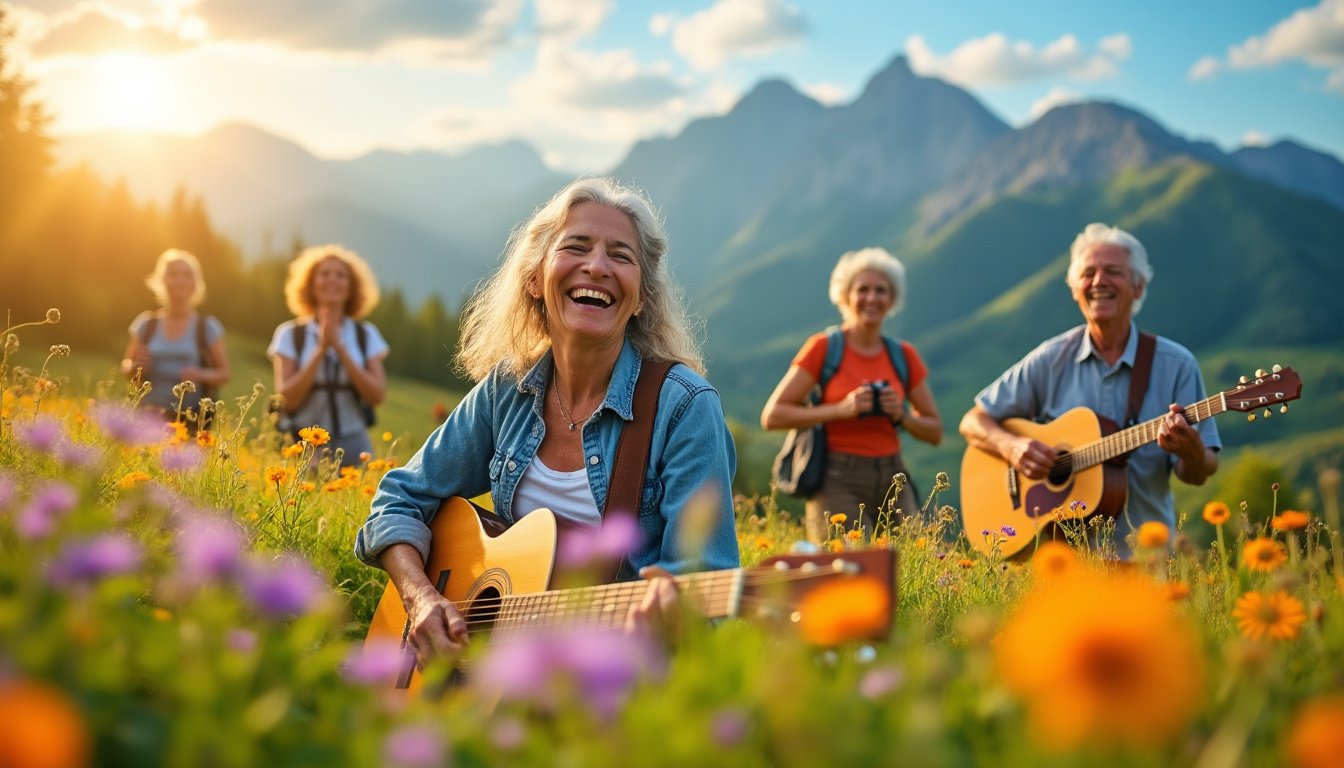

{"left": 1280, "top": 405, "right": 1289, "bottom": 414}
{"left": 1248, "top": 413, "right": 1256, "bottom": 422}
{"left": 1239, "top": 375, "right": 1248, "bottom": 384}
{"left": 1262, "top": 408, "right": 1272, "bottom": 419}
{"left": 1255, "top": 368, "right": 1267, "bottom": 378}
{"left": 1272, "top": 364, "right": 1283, "bottom": 373}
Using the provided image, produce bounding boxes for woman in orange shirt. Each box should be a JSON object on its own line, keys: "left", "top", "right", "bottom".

{"left": 761, "top": 247, "right": 942, "bottom": 542}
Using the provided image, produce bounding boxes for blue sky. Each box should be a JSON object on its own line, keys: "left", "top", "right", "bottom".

{"left": 10, "top": 0, "right": 1343, "bottom": 171}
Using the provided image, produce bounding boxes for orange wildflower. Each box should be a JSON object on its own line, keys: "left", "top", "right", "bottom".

{"left": 195, "top": 430, "right": 216, "bottom": 448}
{"left": 1165, "top": 581, "right": 1191, "bottom": 602}
{"left": 1031, "top": 541, "right": 1078, "bottom": 579}
{"left": 1232, "top": 590, "right": 1307, "bottom": 641}
{"left": 1287, "top": 694, "right": 1344, "bottom": 768}
{"left": 282, "top": 442, "right": 305, "bottom": 459}
{"left": 266, "top": 466, "right": 291, "bottom": 485}
{"left": 829, "top": 513, "right": 847, "bottom": 526}
{"left": 796, "top": 576, "right": 891, "bottom": 646}
{"left": 298, "top": 426, "right": 330, "bottom": 446}
{"left": 164, "top": 420, "right": 188, "bottom": 444}
{"left": 958, "top": 558, "right": 975, "bottom": 569}
{"left": 1136, "top": 521, "right": 1170, "bottom": 549}
{"left": 0, "top": 680, "right": 90, "bottom": 768}
{"left": 845, "top": 529, "right": 863, "bottom": 542}
{"left": 1202, "top": 501, "right": 1231, "bottom": 526}
{"left": 995, "top": 567, "right": 1204, "bottom": 751}
{"left": 117, "top": 471, "right": 152, "bottom": 490}
{"left": 1271, "top": 510, "right": 1311, "bottom": 532}
{"left": 1242, "top": 538, "right": 1288, "bottom": 572}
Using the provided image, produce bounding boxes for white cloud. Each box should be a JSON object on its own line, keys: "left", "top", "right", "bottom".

{"left": 1241, "top": 130, "right": 1271, "bottom": 147}
{"left": 668, "top": 0, "right": 808, "bottom": 71}
{"left": 1200, "top": 0, "right": 1344, "bottom": 92}
{"left": 1028, "top": 86, "right": 1082, "bottom": 120}
{"left": 1187, "top": 55, "right": 1221, "bottom": 81}
{"left": 515, "top": 42, "right": 685, "bottom": 110}
{"left": 188, "top": 0, "right": 524, "bottom": 60}
{"left": 905, "top": 31, "right": 1130, "bottom": 87}
{"left": 29, "top": 4, "right": 192, "bottom": 56}
{"left": 535, "top": 0, "right": 611, "bottom": 42}
{"left": 800, "top": 81, "right": 846, "bottom": 106}
{"left": 649, "top": 13, "right": 675, "bottom": 38}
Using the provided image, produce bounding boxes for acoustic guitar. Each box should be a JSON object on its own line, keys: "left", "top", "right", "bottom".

{"left": 960, "top": 366, "right": 1302, "bottom": 559}
{"left": 365, "top": 496, "right": 897, "bottom": 695}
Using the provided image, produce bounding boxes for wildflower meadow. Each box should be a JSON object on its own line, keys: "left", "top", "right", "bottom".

{"left": 2, "top": 309, "right": 1343, "bottom": 768}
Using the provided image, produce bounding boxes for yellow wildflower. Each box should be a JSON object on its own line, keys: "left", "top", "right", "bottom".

{"left": 829, "top": 513, "right": 847, "bottom": 526}
{"left": 1136, "top": 521, "right": 1170, "bottom": 549}
{"left": 1271, "top": 510, "right": 1311, "bottom": 532}
{"left": 282, "top": 442, "right": 305, "bottom": 459}
{"left": 298, "top": 426, "right": 330, "bottom": 446}
{"left": 117, "top": 471, "right": 152, "bottom": 490}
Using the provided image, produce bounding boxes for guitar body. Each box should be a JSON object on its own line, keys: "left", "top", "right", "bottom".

{"left": 364, "top": 497, "right": 558, "bottom": 695}
{"left": 960, "top": 407, "right": 1126, "bottom": 559}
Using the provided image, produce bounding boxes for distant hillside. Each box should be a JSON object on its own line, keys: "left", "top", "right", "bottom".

{"left": 54, "top": 126, "right": 566, "bottom": 304}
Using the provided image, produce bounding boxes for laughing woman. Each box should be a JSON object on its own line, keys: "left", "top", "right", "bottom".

{"left": 269, "top": 245, "right": 389, "bottom": 467}
{"left": 355, "top": 177, "right": 739, "bottom": 662}
{"left": 761, "top": 247, "right": 942, "bottom": 542}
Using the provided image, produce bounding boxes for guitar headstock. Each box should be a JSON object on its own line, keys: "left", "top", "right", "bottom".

{"left": 1223, "top": 365, "right": 1302, "bottom": 419}
{"left": 741, "top": 548, "right": 897, "bottom": 645}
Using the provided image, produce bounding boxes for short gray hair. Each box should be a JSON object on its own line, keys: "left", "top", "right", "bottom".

{"left": 828, "top": 247, "right": 906, "bottom": 317}
{"left": 1067, "top": 223, "right": 1153, "bottom": 315}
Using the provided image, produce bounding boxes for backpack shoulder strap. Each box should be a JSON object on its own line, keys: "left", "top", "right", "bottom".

{"left": 820, "top": 326, "right": 845, "bottom": 385}
{"left": 354, "top": 320, "right": 369, "bottom": 357}
{"left": 291, "top": 321, "right": 308, "bottom": 361}
{"left": 196, "top": 315, "right": 214, "bottom": 367}
{"left": 881, "top": 335, "right": 910, "bottom": 392}
{"left": 138, "top": 315, "right": 159, "bottom": 346}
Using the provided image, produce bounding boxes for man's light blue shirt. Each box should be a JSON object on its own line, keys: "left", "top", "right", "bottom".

{"left": 355, "top": 340, "right": 740, "bottom": 578}
{"left": 975, "top": 322, "right": 1221, "bottom": 558}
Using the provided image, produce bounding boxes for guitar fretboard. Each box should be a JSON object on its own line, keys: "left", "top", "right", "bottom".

{"left": 479, "top": 569, "right": 743, "bottom": 640}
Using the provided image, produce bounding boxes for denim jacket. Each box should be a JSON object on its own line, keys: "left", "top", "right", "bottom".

{"left": 355, "top": 340, "right": 740, "bottom": 577}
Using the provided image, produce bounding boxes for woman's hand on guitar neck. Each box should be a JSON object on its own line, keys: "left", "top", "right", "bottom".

{"left": 625, "top": 567, "right": 680, "bottom": 642}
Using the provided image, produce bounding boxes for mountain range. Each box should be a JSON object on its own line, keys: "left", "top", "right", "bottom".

{"left": 56, "top": 54, "right": 1344, "bottom": 494}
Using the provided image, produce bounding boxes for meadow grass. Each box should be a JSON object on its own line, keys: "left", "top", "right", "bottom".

{"left": 2, "top": 311, "right": 1343, "bottom": 768}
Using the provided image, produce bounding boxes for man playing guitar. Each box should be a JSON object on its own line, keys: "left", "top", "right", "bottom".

{"left": 958, "top": 223, "right": 1220, "bottom": 559}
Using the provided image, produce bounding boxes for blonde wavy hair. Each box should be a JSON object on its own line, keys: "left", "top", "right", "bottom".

{"left": 283, "top": 244, "right": 380, "bottom": 319}
{"left": 458, "top": 177, "right": 704, "bottom": 381}
{"left": 145, "top": 249, "right": 206, "bottom": 307}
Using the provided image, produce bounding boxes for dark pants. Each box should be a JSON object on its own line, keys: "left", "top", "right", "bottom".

{"left": 805, "top": 452, "right": 920, "bottom": 542}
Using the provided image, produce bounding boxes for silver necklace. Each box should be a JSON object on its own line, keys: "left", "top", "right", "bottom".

{"left": 553, "top": 381, "right": 598, "bottom": 431}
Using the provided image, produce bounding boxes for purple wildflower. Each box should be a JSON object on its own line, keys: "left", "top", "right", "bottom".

{"left": 557, "top": 514, "right": 642, "bottom": 569}
{"left": 473, "top": 626, "right": 664, "bottom": 720}
{"left": 488, "top": 717, "right": 526, "bottom": 751}
{"left": 227, "top": 629, "right": 257, "bottom": 653}
{"left": 14, "top": 415, "right": 64, "bottom": 453}
{"left": 858, "top": 665, "right": 905, "bottom": 700}
{"left": 240, "top": 555, "right": 326, "bottom": 619}
{"left": 55, "top": 441, "right": 103, "bottom": 470}
{"left": 175, "top": 514, "right": 246, "bottom": 586}
{"left": 710, "top": 707, "right": 751, "bottom": 747}
{"left": 981, "top": 529, "right": 991, "bottom": 537}
{"left": 15, "top": 482, "right": 78, "bottom": 540}
{"left": 1000, "top": 525, "right": 1017, "bottom": 537}
{"left": 49, "top": 533, "right": 143, "bottom": 584}
{"left": 383, "top": 724, "right": 445, "bottom": 768}
{"left": 342, "top": 639, "right": 414, "bottom": 687}
{"left": 91, "top": 403, "right": 163, "bottom": 445}
{"left": 160, "top": 443, "right": 204, "bottom": 473}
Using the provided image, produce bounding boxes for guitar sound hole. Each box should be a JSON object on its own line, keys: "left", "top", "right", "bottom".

{"left": 464, "top": 586, "right": 502, "bottom": 636}
{"left": 1047, "top": 452, "right": 1072, "bottom": 486}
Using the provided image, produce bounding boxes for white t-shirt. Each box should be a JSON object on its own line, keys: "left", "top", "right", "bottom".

{"left": 512, "top": 456, "right": 602, "bottom": 528}
{"left": 267, "top": 318, "right": 389, "bottom": 438}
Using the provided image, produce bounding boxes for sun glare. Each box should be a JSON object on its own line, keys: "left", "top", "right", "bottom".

{"left": 90, "top": 52, "right": 174, "bottom": 131}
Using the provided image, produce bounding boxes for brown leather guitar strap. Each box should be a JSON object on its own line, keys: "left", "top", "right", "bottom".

{"left": 604, "top": 359, "right": 674, "bottom": 518}
{"left": 1125, "top": 331, "right": 1157, "bottom": 428}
